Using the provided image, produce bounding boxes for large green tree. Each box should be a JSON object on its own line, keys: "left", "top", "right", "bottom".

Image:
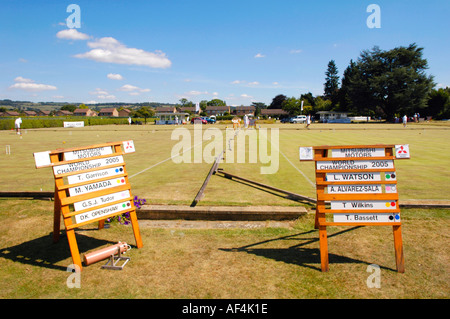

{"left": 281, "top": 97, "right": 302, "bottom": 115}
{"left": 134, "top": 106, "right": 154, "bottom": 123}
{"left": 251, "top": 102, "right": 267, "bottom": 117}
{"left": 427, "top": 87, "right": 450, "bottom": 119}
{"left": 61, "top": 104, "right": 77, "bottom": 112}
{"left": 341, "top": 43, "right": 434, "bottom": 120}
{"left": 324, "top": 60, "right": 339, "bottom": 106}
{"left": 269, "top": 94, "right": 286, "bottom": 109}
{"left": 207, "top": 99, "right": 226, "bottom": 106}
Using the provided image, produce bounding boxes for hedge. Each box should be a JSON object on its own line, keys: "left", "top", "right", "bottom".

{"left": 0, "top": 117, "right": 151, "bottom": 130}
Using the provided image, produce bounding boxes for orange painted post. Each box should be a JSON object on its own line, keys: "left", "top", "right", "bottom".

{"left": 318, "top": 226, "right": 329, "bottom": 272}
{"left": 300, "top": 144, "right": 410, "bottom": 272}
{"left": 53, "top": 185, "right": 61, "bottom": 243}
{"left": 34, "top": 140, "right": 142, "bottom": 271}
{"left": 393, "top": 225, "right": 405, "bottom": 273}
{"left": 114, "top": 144, "right": 143, "bottom": 249}
{"left": 51, "top": 153, "right": 62, "bottom": 243}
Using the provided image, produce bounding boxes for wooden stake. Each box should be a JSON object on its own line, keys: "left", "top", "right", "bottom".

{"left": 319, "top": 226, "right": 329, "bottom": 272}
{"left": 393, "top": 225, "right": 405, "bottom": 273}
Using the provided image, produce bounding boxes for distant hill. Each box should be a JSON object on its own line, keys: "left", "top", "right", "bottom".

{"left": 0, "top": 99, "right": 178, "bottom": 112}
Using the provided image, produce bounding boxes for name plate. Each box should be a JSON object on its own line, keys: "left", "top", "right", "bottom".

{"left": 73, "top": 190, "right": 131, "bottom": 211}
{"left": 331, "top": 200, "right": 398, "bottom": 210}
{"left": 317, "top": 160, "right": 394, "bottom": 171}
{"left": 334, "top": 213, "right": 401, "bottom": 223}
{"left": 64, "top": 146, "right": 113, "bottom": 161}
{"left": 67, "top": 166, "right": 124, "bottom": 185}
{"left": 331, "top": 148, "right": 385, "bottom": 158}
{"left": 327, "top": 184, "right": 382, "bottom": 194}
{"left": 68, "top": 177, "right": 126, "bottom": 197}
{"left": 53, "top": 155, "right": 124, "bottom": 176}
{"left": 74, "top": 200, "right": 132, "bottom": 224}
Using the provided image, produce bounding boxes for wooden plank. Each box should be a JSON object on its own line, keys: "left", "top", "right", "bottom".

{"left": 319, "top": 226, "right": 329, "bottom": 272}
{"left": 48, "top": 141, "right": 125, "bottom": 155}
{"left": 113, "top": 143, "right": 142, "bottom": 249}
{"left": 52, "top": 153, "right": 125, "bottom": 176}
{"left": 324, "top": 222, "right": 401, "bottom": 226}
{"left": 316, "top": 180, "right": 397, "bottom": 186}
{"left": 51, "top": 153, "right": 62, "bottom": 244}
{"left": 60, "top": 184, "right": 130, "bottom": 206}
{"left": 66, "top": 207, "right": 135, "bottom": 231}
{"left": 317, "top": 193, "right": 398, "bottom": 201}
{"left": 316, "top": 168, "right": 396, "bottom": 174}
{"left": 63, "top": 162, "right": 125, "bottom": 180}
{"left": 191, "top": 152, "right": 223, "bottom": 207}
{"left": 315, "top": 156, "right": 395, "bottom": 161}
{"left": 63, "top": 196, "right": 134, "bottom": 218}
{"left": 393, "top": 225, "right": 405, "bottom": 273}
{"left": 57, "top": 173, "right": 127, "bottom": 191}
{"left": 318, "top": 208, "right": 401, "bottom": 214}
{"left": 313, "top": 144, "right": 395, "bottom": 150}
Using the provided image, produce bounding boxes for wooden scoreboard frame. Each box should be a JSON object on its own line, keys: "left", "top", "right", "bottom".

{"left": 34, "top": 140, "right": 143, "bottom": 271}
{"left": 300, "top": 144, "right": 410, "bottom": 273}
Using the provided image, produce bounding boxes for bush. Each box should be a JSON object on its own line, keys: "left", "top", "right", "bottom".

{"left": 216, "top": 115, "right": 234, "bottom": 121}
{"left": 0, "top": 116, "right": 145, "bottom": 130}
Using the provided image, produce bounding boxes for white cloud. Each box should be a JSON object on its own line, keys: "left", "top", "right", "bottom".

{"left": 89, "top": 88, "right": 116, "bottom": 100}
{"left": 290, "top": 49, "right": 303, "bottom": 54}
{"left": 254, "top": 53, "right": 265, "bottom": 58}
{"left": 118, "top": 84, "right": 139, "bottom": 92}
{"left": 52, "top": 95, "right": 65, "bottom": 99}
{"left": 272, "top": 82, "right": 279, "bottom": 85}
{"left": 177, "top": 90, "right": 210, "bottom": 99}
{"left": 98, "top": 94, "right": 116, "bottom": 100}
{"left": 241, "top": 94, "right": 253, "bottom": 99}
{"left": 117, "top": 84, "right": 151, "bottom": 96}
{"left": 56, "top": 29, "right": 90, "bottom": 40}
{"left": 231, "top": 80, "right": 259, "bottom": 86}
{"left": 187, "top": 90, "right": 208, "bottom": 96}
{"left": 14, "top": 76, "right": 34, "bottom": 83}
{"left": 90, "top": 88, "right": 109, "bottom": 95}
{"left": 9, "top": 77, "right": 57, "bottom": 92}
{"left": 107, "top": 73, "right": 123, "bottom": 80}
{"left": 75, "top": 37, "right": 171, "bottom": 68}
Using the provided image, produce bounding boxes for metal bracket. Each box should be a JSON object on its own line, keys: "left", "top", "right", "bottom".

{"left": 101, "top": 247, "right": 130, "bottom": 270}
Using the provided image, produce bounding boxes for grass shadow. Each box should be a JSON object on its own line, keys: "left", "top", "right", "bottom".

{"left": 220, "top": 227, "right": 396, "bottom": 272}
{"left": 215, "top": 173, "right": 314, "bottom": 206}
{"left": 0, "top": 231, "right": 116, "bottom": 271}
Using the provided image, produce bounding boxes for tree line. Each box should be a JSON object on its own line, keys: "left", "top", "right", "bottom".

{"left": 264, "top": 43, "right": 449, "bottom": 121}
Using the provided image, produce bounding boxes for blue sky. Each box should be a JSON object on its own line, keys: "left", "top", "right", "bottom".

{"left": 1, "top": 0, "right": 449, "bottom": 106}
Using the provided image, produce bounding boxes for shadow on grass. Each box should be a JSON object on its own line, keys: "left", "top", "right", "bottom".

{"left": 215, "top": 173, "right": 315, "bottom": 207}
{"left": 220, "top": 227, "right": 396, "bottom": 272}
{"left": 0, "top": 230, "right": 116, "bottom": 271}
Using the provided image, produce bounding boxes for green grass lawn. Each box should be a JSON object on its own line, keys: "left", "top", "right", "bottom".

{"left": 0, "top": 199, "right": 448, "bottom": 298}
{"left": 0, "top": 122, "right": 449, "bottom": 204}
{"left": 0, "top": 122, "right": 449, "bottom": 299}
